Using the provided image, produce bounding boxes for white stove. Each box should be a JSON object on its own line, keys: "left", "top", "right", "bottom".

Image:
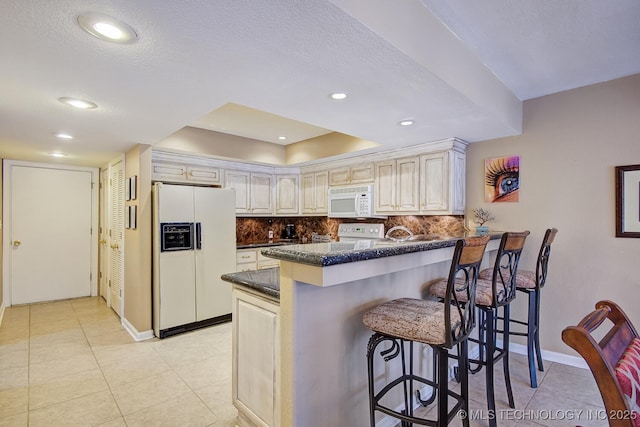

{"left": 337, "top": 223, "right": 385, "bottom": 242}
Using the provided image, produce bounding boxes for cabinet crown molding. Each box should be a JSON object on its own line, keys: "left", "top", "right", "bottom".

{"left": 153, "top": 137, "right": 467, "bottom": 175}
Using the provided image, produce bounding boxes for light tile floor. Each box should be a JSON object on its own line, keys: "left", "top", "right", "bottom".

{"left": 0, "top": 297, "right": 605, "bottom": 426}
{"left": 0, "top": 297, "right": 237, "bottom": 426}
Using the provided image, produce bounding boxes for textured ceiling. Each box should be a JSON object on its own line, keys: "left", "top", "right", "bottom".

{"left": 0, "top": 0, "right": 638, "bottom": 166}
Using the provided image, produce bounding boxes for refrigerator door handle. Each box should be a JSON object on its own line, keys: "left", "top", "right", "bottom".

{"left": 195, "top": 222, "right": 202, "bottom": 250}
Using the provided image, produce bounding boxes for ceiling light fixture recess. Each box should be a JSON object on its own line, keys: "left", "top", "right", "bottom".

{"left": 78, "top": 12, "right": 138, "bottom": 44}
{"left": 330, "top": 92, "right": 347, "bottom": 100}
{"left": 58, "top": 97, "right": 98, "bottom": 109}
{"left": 55, "top": 133, "right": 73, "bottom": 139}
{"left": 49, "top": 152, "right": 67, "bottom": 158}
{"left": 398, "top": 119, "right": 415, "bottom": 126}
{"left": 278, "top": 136, "right": 287, "bottom": 140}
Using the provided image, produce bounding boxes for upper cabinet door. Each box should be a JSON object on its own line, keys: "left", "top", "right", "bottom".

{"left": 225, "top": 170, "right": 274, "bottom": 215}
{"left": 152, "top": 161, "right": 188, "bottom": 182}
{"left": 313, "top": 171, "right": 329, "bottom": 214}
{"left": 249, "top": 173, "right": 274, "bottom": 215}
{"left": 419, "top": 150, "right": 465, "bottom": 214}
{"left": 152, "top": 161, "right": 221, "bottom": 185}
{"left": 275, "top": 175, "right": 299, "bottom": 215}
{"left": 186, "top": 165, "right": 222, "bottom": 185}
{"left": 328, "top": 166, "right": 351, "bottom": 186}
{"left": 420, "top": 152, "right": 449, "bottom": 212}
{"left": 395, "top": 157, "right": 420, "bottom": 212}
{"left": 349, "top": 163, "right": 375, "bottom": 183}
{"left": 301, "top": 171, "right": 328, "bottom": 215}
{"left": 374, "top": 157, "right": 419, "bottom": 214}
{"left": 328, "top": 164, "right": 374, "bottom": 186}
{"left": 225, "top": 170, "right": 251, "bottom": 214}
{"left": 374, "top": 161, "right": 396, "bottom": 213}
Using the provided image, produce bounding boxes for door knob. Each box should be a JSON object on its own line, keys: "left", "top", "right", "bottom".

{"left": 13, "top": 240, "right": 21, "bottom": 247}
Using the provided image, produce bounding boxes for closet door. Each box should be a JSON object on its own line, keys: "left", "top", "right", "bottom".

{"left": 109, "top": 159, "right": 125, "bottom": 316}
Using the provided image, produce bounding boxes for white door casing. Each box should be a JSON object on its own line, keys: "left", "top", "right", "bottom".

{"left": 2, "top": 160, "right": 98, "bottom": 305}
{"left": 99, "top": 168, "right": 110, "bottom": 303}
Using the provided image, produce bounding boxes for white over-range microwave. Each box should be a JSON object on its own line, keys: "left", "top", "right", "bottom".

{"left": 328, "top": 184, "right": 383, "bottom": 218}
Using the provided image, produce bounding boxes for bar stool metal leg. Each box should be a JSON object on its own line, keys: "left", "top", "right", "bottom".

{"left": 533, "top": 290, "right": 544, "bottom": 372}
{"left": 502, "top": 304, "right": 515, "bottom": 408}
{"left": 525, "top": 290, "right": 539, "bottom": 388}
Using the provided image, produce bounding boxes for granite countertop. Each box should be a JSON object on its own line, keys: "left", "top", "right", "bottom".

{"left": 221, "top": 267, "right": 280, "bottom": 300}
{"left": 236, "top": 239, "right": 299, "bottom": 249}
{"left": 261, "top": 232, "right": 503, "bottom": 267}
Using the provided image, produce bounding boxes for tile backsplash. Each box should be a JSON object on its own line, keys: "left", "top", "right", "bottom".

{"left": 236, "top": 215, "right": 465, "bottom": 244}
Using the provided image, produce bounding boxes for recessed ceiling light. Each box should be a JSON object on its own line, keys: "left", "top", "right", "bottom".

{"left": 55, "top": 133, "right": 73, "bottom": 139}
{"left": 278, "top": 136, "right": 287, "bottom": 140}
{"left": 78, "top": 13, "right": 138, "bottom": 44}
{"left": 398, "top": 119, "right": 415, "bottom": 126}
{"left": 49, "top": 152, "right": 67, "bottom": 158}
{"left": 330, "top": 92, "right": 348, "bottom": 100}
{"left": 58, "top": 97, "right": 98, "bottom": 109}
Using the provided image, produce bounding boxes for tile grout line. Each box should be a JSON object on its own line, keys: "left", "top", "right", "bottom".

{"left": 74, "top": 299, "right": 130, "bottom": 426}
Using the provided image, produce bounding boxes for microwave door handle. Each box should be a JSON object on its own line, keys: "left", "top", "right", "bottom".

{"left": 195, "top": 223, "right": 202, "bottom": 250}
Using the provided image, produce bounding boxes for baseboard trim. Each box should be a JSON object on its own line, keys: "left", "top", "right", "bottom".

{"left": 122, "top": 317, "right": 154, "bottom": 341}
{"left": 509, "top": 342, "right": 588, "bottom": 370}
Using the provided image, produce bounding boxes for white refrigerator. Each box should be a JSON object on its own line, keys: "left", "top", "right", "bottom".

{"left": 152, "top": 182, "right": 236, "bottom": 338}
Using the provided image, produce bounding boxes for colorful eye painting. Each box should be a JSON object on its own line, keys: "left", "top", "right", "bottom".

{"left": 485, "top": 156, "right": 520, "bottom": 202}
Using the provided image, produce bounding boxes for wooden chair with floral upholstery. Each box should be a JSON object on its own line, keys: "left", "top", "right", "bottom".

{"left": 562, "top": 300, "right": 640, "bottom": 427}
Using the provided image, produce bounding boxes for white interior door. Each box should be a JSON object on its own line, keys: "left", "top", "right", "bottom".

{"left": 7, "top": 164, "right": 94, "bottom": 305}
{"left": 99, "top": 168, "right": 110, "bottom": 303}
{"left": 109, "top": 160, "right": 124, "bottom": 316}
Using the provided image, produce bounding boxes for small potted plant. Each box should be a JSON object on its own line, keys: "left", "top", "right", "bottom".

{"left": 472, "top": 208, "right": 494, "bottom": 235}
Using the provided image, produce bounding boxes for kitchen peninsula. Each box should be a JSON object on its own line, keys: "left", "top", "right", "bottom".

{"left": 222, "top": 234, "right": 501, "bottom": 427}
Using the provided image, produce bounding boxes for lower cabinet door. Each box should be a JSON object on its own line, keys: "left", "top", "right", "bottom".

{"left": 232, "top": 288, "right": 280, "bottom": 427}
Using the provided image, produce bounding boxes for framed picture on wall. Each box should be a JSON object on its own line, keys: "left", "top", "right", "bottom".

{"left": 125, "top": 205, "right": 131, "bottom": 229}
{"left": 130, "top": 175, "right": 137, "bottom": 201}
{"left": 485, "top": 155, "right": 520, "bottom": 202}
{"left": 125, "top": 177, "right": 131, "bottom": 201}
{"left": 129, "top": 204, "right": 137, "bottom": 230}
{"left": 616, "top": 164, "right": 640, "bottom": 238}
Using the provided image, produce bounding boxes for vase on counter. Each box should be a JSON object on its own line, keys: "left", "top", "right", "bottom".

{"left": 475, "top": 226, "right": 489, "bottom": 235}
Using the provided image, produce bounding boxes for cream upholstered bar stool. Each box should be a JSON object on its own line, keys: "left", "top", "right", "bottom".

{"left": 363, "top": 235, "right": 490, "bottom": 427}
{"left": 429, "top": 231, "right": 529, "bottom": 427}
{"left": 480, "top": 228, "right": 557, "bottom": 388}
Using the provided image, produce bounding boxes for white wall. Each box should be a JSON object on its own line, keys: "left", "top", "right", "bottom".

{"left": 465, "top": 74, "right": 640, "bottom": 354}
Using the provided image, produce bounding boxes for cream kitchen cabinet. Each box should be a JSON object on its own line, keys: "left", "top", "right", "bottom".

{"left": 152, "top": 161, "right": 222, "bottom": 185}
{"left": 257, "top": 251, "right": 279, "bottom": 270}
{"left": 374, "top": 157, "right": 420, "bottom": 214}
{"left": 328, "top": 163, "right": 374, "bottom": 186}
{"left": 236, "top": 249, "right": 258, "bottom": 272}
{"left": 300, "top": 170, "right": 329, "bottom": 215}
{"left": 237, "top": 249, "right": 279, "bottom": 271}
{"left": 274, "top": 174, "right": 299, "bottom": 215}
{"left": 226, "top": 170, "right": 273, "bottom": 215}
{"left": 232, "top": 287, "right": 280, "bottom": 427}
{"left": 419, "top": 150, "right": 465, "bottom": 214}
